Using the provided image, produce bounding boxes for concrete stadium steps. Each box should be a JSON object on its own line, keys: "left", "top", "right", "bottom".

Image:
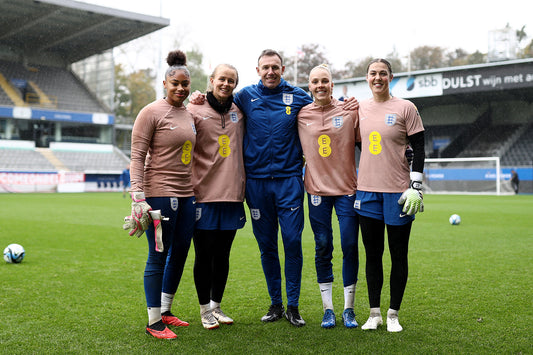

{"left": 35, "top": 148, "right": 69, "bottom": 171}
{"left": 0, "top": 72, "right": 26, "bottom": 106}
{"left": 27, "top": 81, "right": 57, "bottom": 108}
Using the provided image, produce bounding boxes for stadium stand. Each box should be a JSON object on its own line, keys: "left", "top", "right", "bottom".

{"left": 0, "top": 60, "right": 104, "bottom": 113}
{"left": 0, "top": 146, "right": 56, "bottom": 171}
{"left": 501, "top": 122, "right": 533, "bottom": 166}
{"left": 0, "top": 0, "right": 169, "bottom": 192}
{"left": 424, "top": 124, "right": 468, "bottom": 157}
{"left": 51, "top": 147, "right": 130, "bottom": 173}
{"left": 458, "top": 124, "right": 522, "bottom": 158}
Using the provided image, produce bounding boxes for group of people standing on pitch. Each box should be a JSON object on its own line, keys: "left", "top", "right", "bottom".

{"left": 123, "top": 48, "right": 425, "bottom": 339}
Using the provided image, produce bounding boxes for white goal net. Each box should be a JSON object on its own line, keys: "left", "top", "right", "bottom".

{"left": 423, "top": 157, "right": 510, "bottom": 195}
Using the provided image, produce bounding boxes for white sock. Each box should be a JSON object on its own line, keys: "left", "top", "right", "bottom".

{"left": 370, "top": 307, "right": 381, "bottom": 318}
{"left": 200, "top": 303, "right": 211, "bottom": 314}
{"left": 147, "top": 307, "right": 161, "bottom": 326}
{"left": 161, "top": 292, "right": 174, "bottom": 314}
{"left": 343, "top": 284, "right": 355, "bottom": 310}
{"left": 210, "top": 300, "right": 220, "bottom": 310}
{"left": 387, "top": 308, "right": 399, "bottom": 319}
{"left": 319, "top": 282, "right": 334, "bottom": 311}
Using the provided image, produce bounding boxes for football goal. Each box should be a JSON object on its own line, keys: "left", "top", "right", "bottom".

{"left": 423, "top": 157, "right": 509, "bottom": 195}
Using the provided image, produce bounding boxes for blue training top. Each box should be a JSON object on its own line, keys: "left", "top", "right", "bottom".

{"left": 234, "top": 78, "right": 312, "bottom": 179}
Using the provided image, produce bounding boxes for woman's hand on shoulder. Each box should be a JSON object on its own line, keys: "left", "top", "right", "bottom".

{"left": 189, "top": 90, "right": 206, "bottom": 105}
{"left": 342, "top": 97, "right": 359, "bottom": 111}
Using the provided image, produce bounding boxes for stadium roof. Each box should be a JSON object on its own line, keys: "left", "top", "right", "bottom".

{"left": 0, "top": 0, "right": 169, "bottom": 65}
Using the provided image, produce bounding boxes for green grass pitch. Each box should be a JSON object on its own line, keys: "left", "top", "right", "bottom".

{"left": 1, "top": 193, "right": 531, "bottom": 354}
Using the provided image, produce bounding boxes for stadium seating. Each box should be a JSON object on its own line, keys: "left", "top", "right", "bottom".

{"left": 458, "top": 124, "right": 521, "bottom": 158}
{"left": 424, "top": 122, "right": 533, "bottom": 167}
{"left": 424, "top": 124, "right": 467, "bottom": 157}
{"left": 501, "top": 122, "right": 533, "bottom": 166}
{"left": 0, "top": 60, "right": 106, "bottom": 113}
{"left": 0, "top": 141, "right": 128, "bottom": 174}
{"left": 0, "top": 147, "right": 56, "bottom": 171}
{"left": 52, "top": 150, "right": 129, "bottom": 173}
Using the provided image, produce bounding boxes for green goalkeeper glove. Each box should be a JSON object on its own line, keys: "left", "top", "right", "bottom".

{"left": 398, "top": 172, "right": 424, "bottom": 216}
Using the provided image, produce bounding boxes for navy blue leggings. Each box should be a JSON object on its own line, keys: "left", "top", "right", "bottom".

{"left": 143, "top": 196, "right": 195, "bottom": 308}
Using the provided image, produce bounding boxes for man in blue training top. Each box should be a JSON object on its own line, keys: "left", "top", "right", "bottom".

{"left": 233, "top": 49, "right": 312, "bottom": 326}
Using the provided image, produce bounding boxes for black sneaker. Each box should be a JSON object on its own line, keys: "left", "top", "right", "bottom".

{"left": 261, "top": 304, "right": 285, "bottom": 322}
{"left": 285, "top": 305, "right": 305, "bottom": 327}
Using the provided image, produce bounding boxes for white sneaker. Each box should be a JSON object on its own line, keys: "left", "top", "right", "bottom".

{"left": 361, "top": 315, "right": 383, "bottom": 330}
{"left": 212, "top": 307, "right": 234, "bottom": 324}
{"left": 201, "top": 310, "right": 219, "bottom": 329}
{"left": 387, "top": 316, "right": 403, "bottom": 332}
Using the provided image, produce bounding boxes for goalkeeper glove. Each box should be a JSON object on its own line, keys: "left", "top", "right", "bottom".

{"left": 398, "top": 172, "right": 424, "bottom": 216}
{"left": 122, "top": 215, "right": 144, "bottom": 238}
{"left": 128, "top": 191, "right": 152, "bottom": 237}
{"left": 148, "top": 210, "right": 168, "bottom": 253}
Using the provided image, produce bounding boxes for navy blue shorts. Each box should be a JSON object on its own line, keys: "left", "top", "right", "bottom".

{"left": 195, "top": 201, "right": 246, "bottom": 230}
{"left": 354, "top": 190, "right": 415, "bottom": 226}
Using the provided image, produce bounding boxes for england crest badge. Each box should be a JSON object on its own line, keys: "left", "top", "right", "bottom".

{"left": 196, "top": 207, "right": 202, "bottom": 221}
{"left": 170, "top": 197, "right": 179, "bottom": 211}
{"left": 251, "top": 208, "right": 261, "bottom": 220}
{"left": 311, "top": 195, "right": 322, "bottom": 206}
{"left": 282, "top": 93, "right": 293, "bottom": 105}
{"left": 385, "top": 114, "right": 397, "bottom": 126}
{"left": 332, "top": 116, "right": 344, "bottom": 128}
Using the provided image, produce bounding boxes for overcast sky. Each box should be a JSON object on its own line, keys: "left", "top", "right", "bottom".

{"left": 80, "top": 0, "right": 531, "bottom": 88}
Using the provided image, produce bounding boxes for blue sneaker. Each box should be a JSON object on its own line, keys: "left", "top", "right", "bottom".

{"left": 342, "top": 308, "right": 358, "bottom": 328}
{"left": 321, "top": 309, "right": 336, "bottom": 328}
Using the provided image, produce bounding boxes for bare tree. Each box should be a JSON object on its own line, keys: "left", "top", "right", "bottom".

{"left": 410, "top": 46, "right": 446, "bottom": 70}
{"left": 283, "top": 44, "right": 330, "bottom": 85}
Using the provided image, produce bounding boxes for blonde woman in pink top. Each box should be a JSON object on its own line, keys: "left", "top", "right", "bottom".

{"left": 297, "top": 64, "right": 361, "bottom": 329}
{"left": 126, "top": 50, "right": 197, "bottom": 339}
{"left": 187, "top": 64, "right": 245, "bottom": 330}
{"left": 355, "top": 59, "right": 425, "bottom": 332}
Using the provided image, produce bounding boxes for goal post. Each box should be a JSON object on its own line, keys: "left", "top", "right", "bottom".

{"left": 423, "top": 157, "right": 504, "bottom": 195}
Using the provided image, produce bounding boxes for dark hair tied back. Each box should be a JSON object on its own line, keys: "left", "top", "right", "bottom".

{"left": 167, "top": 50, "right": 187, "bottom": 67}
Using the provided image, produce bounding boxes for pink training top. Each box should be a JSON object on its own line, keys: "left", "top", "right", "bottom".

{"left": 187, "top": 101, "right": 245, "bottom": 203}
{"left": 130, "top": 99, "right": 196, "bottom": 197}
{"left": 357, "top": 96, "right": 424, "bottom": 193}
{"left": 297, "top": 97, "right": 360, "bottom": 196}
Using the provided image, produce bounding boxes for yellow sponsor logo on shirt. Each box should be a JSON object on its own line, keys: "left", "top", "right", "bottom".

{"left": 369, "top": 131, "right": 382, "bottom": 155}
{"left": 182, "top": 140, "right": 193, "bottom": 164}
{"left": 318, "top": 134, "right": 332, "bottom": 157}
{"left": 218, "top": 134, "right": 231, "bottom": 158}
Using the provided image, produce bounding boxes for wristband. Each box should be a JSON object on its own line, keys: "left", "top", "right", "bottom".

{"left": 409, "top": 172, "right": 424, "bottom": 190}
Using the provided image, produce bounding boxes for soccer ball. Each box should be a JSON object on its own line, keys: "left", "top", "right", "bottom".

{"left": 449, "top": 214, "right": 461, "bottom": 225}
{"left": 3, "top": 243, "right": 25, "bottom": 263}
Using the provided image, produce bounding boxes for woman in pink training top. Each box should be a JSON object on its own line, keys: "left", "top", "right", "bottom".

{"left": 126, "top": 50, "right": 196, "bottom": 339}
{"left": 187, "top": 64, "right": 245, "bottom": 330}
{"left": 355, "top": 58, "right": 425, "bottom": 332}
{"left": 297, "top": 64, "right": 360, "bottom": 329}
